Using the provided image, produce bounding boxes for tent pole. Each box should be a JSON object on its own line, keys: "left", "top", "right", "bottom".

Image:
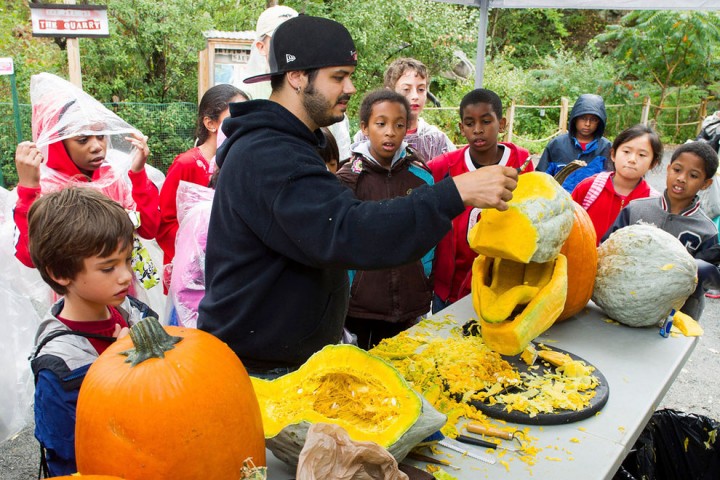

{"left": 474, "top": 0, "right": 490, "bottom": 88}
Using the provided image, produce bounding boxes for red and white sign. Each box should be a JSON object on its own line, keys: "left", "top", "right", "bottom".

{"left": 0, "top": 58, "right": 13, "bottom": 76}
{"left": 30, "top": 4, "right": 109, "bottom": 38}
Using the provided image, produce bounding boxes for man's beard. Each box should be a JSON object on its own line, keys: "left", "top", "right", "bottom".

{"left": 303, "top": 82, "right": 349, "bottom": 128}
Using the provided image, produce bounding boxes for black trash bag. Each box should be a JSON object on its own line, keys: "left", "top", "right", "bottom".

{"left": 614, "top": 408, "right": 720, "bottom": 480}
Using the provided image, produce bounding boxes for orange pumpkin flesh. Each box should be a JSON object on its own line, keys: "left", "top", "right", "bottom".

{"left": 76, "top": 318, "right": 265, "bottom": 480}
{"left": 557, "top": 202, "right": 598, "bottom": 321}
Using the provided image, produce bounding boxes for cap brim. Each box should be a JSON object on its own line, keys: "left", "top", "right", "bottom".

{"left": 243, "top": 72, "right": 276, "bottom": 84}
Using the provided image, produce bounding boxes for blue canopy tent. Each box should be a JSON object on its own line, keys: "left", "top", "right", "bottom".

{"left": 432, "top": 0, "right": 720, "bottom": 87}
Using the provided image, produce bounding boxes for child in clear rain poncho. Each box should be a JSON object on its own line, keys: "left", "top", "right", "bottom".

{"left": 13, "top": 73, "right": 162, "bottom": 299}
{"left": 168, "top": 180, "right": 214, "bottom": 328}
{"left": 0, "top": 73, "right": 164, "bottom": 446}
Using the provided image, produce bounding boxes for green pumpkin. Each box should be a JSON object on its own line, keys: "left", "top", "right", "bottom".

{"left": 251, "top": 344, "right": 446, "bottom": 466}
{"left": 593, "top": 224, "right": 697, "bottom": 327}
{"left": 469, "top": 172, "right": 574, "bottom": 355}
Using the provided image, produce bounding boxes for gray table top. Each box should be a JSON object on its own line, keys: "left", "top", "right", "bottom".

{"left": 266, "top": 297, "right": 698, "bottom": 479}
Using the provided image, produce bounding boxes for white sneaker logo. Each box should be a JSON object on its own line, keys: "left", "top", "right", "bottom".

{"left": 286, "top": 54, "right": 296, "bottom": 63}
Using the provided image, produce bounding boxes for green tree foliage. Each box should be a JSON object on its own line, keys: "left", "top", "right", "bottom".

{"left": 290, "top": 0, "right": 477, "bottom": 116}
{"left": 3, "top": 1, "right": 720, "bottom": 179}
{"left": 487, "top": 9, "right": 608, "bottom": 68}
{"left": 596, "top": 11, "right": 720, "bottom": 118}
{"left": 0, "top": 0, "right": 66, "bottom": 101}
{"left": 81, "top": 0, "right": 214, "bottom": 102}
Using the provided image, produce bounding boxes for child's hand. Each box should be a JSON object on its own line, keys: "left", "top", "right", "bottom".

{"left": 113, "top": 323, "right": 130, "bottom": 339}
{"left": 15, "top": 141, "right": 43, "bottom": 189}
{"left": 125, "top": 132, "right": 150, "bottom": 173}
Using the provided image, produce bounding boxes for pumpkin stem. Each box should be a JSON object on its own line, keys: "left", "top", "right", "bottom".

{"left": 120, "top": 317, "right": 182, "bottom": 366}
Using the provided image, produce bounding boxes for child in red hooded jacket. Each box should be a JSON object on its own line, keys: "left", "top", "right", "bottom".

{"left": 13, "top": 74, "right": 159, "bottom": 286}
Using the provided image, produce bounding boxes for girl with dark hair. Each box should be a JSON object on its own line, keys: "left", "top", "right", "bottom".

{"left": 336, "top": 89, "right": 435, "bottom": 349}
{"left": 571, "top": 124, "right": 663, "bottom": 243}
{"left": 157, "top": 84, "right": 248, "bottom": 272}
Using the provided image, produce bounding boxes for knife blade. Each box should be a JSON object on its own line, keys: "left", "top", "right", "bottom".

{"left": 438, "top": 439, "right": 496, "bottom": 465}
{"left": 456, "top": 434, "right": 519, "bottom": 452}
{"left": 405, "top": 451, "right": 461, "bottom": 470}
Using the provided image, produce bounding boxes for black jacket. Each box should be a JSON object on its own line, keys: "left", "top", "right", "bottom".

{"left": 336, "top": 146, "right": 434, "bottom": 322}
{"left": 197, "top": 100, "right": 464, "bottom": 371}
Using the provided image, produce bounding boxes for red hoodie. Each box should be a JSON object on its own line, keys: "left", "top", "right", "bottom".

{"left": 156, "top": 147, "right": 211, "bottom": 266}
{"left": 13, "top": 140, "right": 159, "bottom": 268}
{"left": 428, "top": 142, "right": 532, "bottom": 304}
{"left": 571, "top": 172, "right": 658, "bottom": 244}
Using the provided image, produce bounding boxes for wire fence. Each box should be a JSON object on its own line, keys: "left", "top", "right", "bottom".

{"left": 0, "top": 98, "right": 711, "bottom": 187}
{"left": 423, "top": 97, "right": 708, "bottom": 154}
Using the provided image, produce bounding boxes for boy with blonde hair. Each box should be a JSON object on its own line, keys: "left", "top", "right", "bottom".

{"left": 354, "top": 57, "right": 455, "bottom": 162}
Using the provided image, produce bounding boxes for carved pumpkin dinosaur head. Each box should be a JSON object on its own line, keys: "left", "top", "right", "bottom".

{"left": 468, "top": 172, "right": 575, "bottom": 356}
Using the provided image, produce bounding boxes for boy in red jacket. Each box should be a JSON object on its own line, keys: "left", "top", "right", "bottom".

{"left": 428, "top": 88, "right": 533, "bottom": 313}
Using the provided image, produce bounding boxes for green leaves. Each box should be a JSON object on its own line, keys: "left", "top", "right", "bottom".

{"left": 81, "top": 0, "right": 214, "bottom": 102}
{"left": 596, "top": 11, "right": 720, "bottom": 91}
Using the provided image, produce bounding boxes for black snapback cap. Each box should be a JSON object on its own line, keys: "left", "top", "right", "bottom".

{"left": 244, "top": 15, "right": 358, "bottom": 84}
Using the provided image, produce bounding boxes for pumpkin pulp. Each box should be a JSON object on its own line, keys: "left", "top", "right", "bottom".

{"left": 478, "top": 257, "right": 556, "bottom": 323}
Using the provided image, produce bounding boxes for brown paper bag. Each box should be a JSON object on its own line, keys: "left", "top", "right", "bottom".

{"left": 296, "top": 423, "right": 409, "bottom": 480}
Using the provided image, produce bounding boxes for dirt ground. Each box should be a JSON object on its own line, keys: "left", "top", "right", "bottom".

{"left": 2, "top": 149, "right": 719, "bottom": 479}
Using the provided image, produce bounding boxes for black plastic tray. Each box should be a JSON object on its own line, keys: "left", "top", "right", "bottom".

{"left": 468, "top": 345, "right": 610, "bottom": 425}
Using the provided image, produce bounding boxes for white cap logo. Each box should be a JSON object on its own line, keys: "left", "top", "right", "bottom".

{"left": 286, "top": 54, "right": 296, "bottom": 63}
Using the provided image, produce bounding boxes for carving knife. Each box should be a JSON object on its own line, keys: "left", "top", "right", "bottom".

{"left": 456, "top": 434, "right": 520, "bottom": 452}
{"left": 516, "top": 156, "right": 533, "bottom": 173}
{"left": 438, "top": 439, "right": 496, "bottom": 465}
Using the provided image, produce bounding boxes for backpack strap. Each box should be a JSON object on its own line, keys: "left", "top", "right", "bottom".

{"left": 30, "top": 330, "right": 117, "bottom": 368}
{"left": 581, "top": 171, "right": 612, "bottom": 210}
{"left": 38, "top": 446, "right": 49, "bottom": 479}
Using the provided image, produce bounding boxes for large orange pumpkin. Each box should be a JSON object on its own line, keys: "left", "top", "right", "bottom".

{"left": 48, "top": 476, "right": 125, "bottom": 479}
{"left": 75, "top": 318, "right": 265, "bottom": 479}
{"left": 556, "top": 201, "right": 598, "bottom": 321}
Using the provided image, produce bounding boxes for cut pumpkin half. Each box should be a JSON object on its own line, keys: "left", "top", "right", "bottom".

{"left": 472, "top": 254, "right": 568, "bottom": 356}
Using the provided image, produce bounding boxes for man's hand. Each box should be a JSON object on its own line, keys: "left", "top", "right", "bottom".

{"left": 15, "top": 142, "right": 43, "bottom": 189}
{"left": 453, "top": 165, "right": 518, "bottom": 211}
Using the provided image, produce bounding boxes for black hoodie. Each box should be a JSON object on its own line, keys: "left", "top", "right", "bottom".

{"left": 197, "top": 100, "right": 464, "bottom": 372}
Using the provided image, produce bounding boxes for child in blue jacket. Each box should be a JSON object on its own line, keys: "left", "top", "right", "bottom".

{"left": 28, "top": 187, "right": 155, "bottom": 476}
{"left": 537, "top": 94, "right": 612, "bottom": 188}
